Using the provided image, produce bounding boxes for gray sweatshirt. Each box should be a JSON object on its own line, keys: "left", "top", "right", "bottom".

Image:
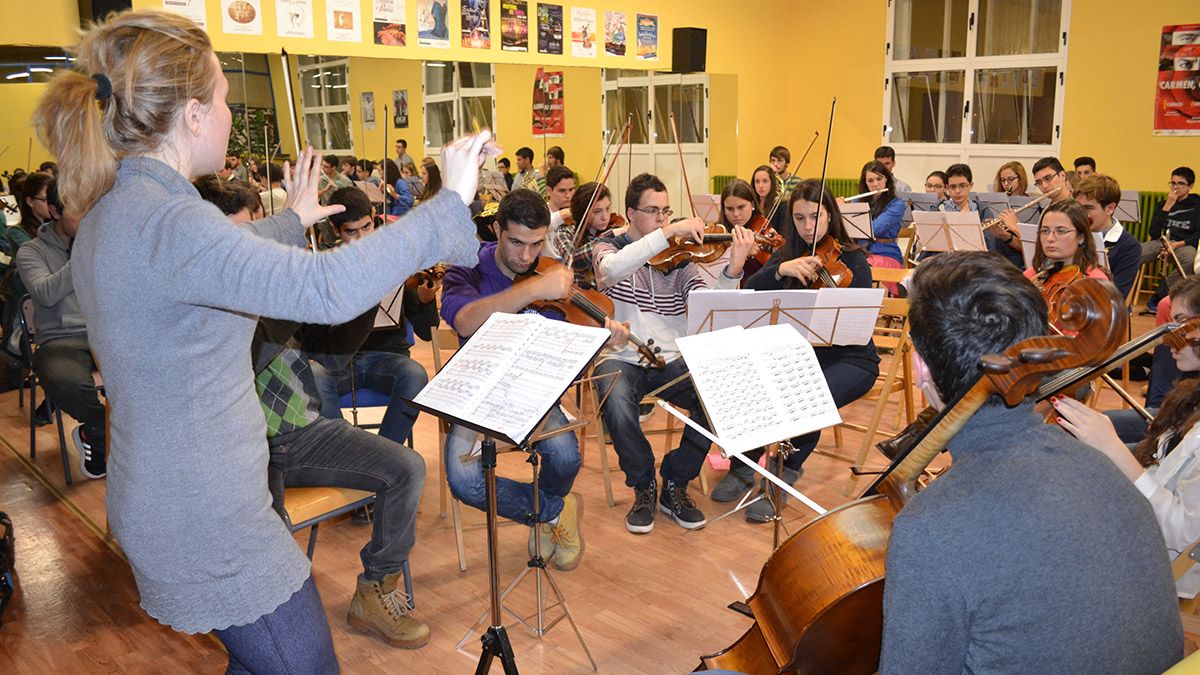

{"left": 15, "top": 220, "right": 86, "bottom": 345}
{"left": 72, "top": 157, "right": 477, "bottom": 633}
{"left": 881, "top": 401, "right": 1183, "bottom": 674}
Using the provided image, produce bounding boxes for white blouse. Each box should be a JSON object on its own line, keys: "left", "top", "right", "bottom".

{"left": 1133, "top": 422, "right": 1200, "bottom": 597}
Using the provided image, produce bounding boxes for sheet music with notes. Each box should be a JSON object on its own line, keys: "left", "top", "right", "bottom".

{"left": 912, "top": 210, "right": 986, "bottom": 252}
{"left": 412, "top": 312, "right": 609, "bottom": 444}
{"left": 686, "top": 287, "right": 885, "bottom": 346}
{"left": 675, "top": 324, "right": 842, "bottom": 455}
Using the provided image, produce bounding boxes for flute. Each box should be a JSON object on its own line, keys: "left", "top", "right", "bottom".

{"left": 843, "top": 188, "right": 886, "bottom": 202}
{"left": 979, "top": 187, "right": 1061, "bottom": 231}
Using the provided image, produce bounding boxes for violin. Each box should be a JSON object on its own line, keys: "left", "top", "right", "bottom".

{"left": 648, "top": 222, "right": 776, "bottom": 273}
{"left": 808, "top": 236, "right": 853, "bottom": 289}
{"left": 515, "top": 257, "right": 665, "bottom": 368}
{"left": 699, "top": 278, "right": 1127, "bottom": 674}
{"left": 745, "top": 212, "right": 784, "bottom": 267}
{"left": 403, "top": 264, "right": 446, "bottom": 292}
{"left": 1033, "top": 262, "right": 1082, "bottom": 324}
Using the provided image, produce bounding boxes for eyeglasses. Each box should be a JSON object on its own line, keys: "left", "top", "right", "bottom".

{"left": 946, "top": 182, "right": 970, "bottom": 191}
{"left": 1032, "top": 173, "right": 1060, "bottom": 187}
{"left": 1038, "top": 227, "right": 1075, "bottom": 238}
{"left": 924, "top": 182, "right": 943, "bottom": 190}
{"left": 1170, "top": 181, "right": 1190, "bottom": 188}
{"left": 633, "top": 206, "right": 673, "bottom": 219}
{"left": 999, "top": 176, "right": 1018, "bottom": 184}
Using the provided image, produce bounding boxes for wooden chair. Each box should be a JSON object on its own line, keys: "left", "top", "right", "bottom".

{"left": 282, "top": 486, "right": 414, "bottom": 608}
{"left": 897, "top": 226, "right": 918, "bottom": 267}
{"left": 430, "top": 327, "right": 461, "bottom": 519}
{"left": 17, "top": 296, "right": 72, "bottom": 484}
{"left": 837, "top": 297, "right": 918, "bottom": 496}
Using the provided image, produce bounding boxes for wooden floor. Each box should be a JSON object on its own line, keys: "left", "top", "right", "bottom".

{"left": 0, "top": 311, "right": 1189, "bottom": 673}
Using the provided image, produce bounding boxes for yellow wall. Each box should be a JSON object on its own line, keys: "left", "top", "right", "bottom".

{"left": 1062, "top": 0, "right": 1200, "bottom": 191}
{"left": 0, "top": 1, "right": 79, "bottom": 47}
{"left": 0, "top": 85, "right": 56, "bottom": 171}
{"left": 346, "top": 57, "right": 425, "bottom": 165}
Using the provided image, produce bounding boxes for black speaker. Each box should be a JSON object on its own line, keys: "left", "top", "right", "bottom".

{"left": 671, "top": 27, "right": 707, "bottom": 74}
{"left": 78, "top": 0, "right": 132, "bottom": 24}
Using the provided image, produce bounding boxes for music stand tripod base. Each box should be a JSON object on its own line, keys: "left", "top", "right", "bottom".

{"left": 456, "top": 441, "right": 597, "bottom": 672}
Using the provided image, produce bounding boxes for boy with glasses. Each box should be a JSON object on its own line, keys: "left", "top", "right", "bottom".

{"left": 590, "top": 173, "right": 754, "bottom": 534}
{"left": 939, "top": 163, "right": 1023, "bottom": 269}
{"left": 1142, "top": 167, "right": 1200, "bottom": 297}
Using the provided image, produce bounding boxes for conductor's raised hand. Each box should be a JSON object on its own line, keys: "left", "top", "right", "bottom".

{"left": 443, "top": 130, "right": 502, "bottom": 207}
{"left": 282, "top": 147, "right": 346, "bottom": 226}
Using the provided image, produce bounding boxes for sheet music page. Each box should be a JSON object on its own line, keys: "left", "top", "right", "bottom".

{"left": 687, "top": 288, "right": 816, "bottom": 335}
{"left": 374, "top": 286, "right": 404, "bottom": 329}
{"left": 676, "top": 324, "right": 841, "bottom": 454}
{"left": 413, "top": 313, "right": 609, "bottom": 443}
{"left": 814, "top": 287, "right": 886, "bottom": 345}
{"left": 913, "top": 210, "right": 984, "bottom": 251}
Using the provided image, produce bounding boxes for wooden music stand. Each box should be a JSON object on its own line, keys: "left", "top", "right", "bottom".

{"left": 911, "top": 210, "right": 986, "bottom": 253}
{"left": 840, "top": 202, "right": 874, "bottom": 240}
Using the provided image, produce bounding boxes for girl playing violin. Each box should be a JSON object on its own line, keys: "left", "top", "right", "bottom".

{"left": 854, "top": 160, "right": 906, "bottom": 269}
{"left": 720, "top": 178, "right": 779, "bottom": 283}
{"left": 1053, "top": 277, "right": 1200, "bottom": 598}
{"left": 751, "top": 164, "right": 790, "bottom": 234}
{"left": 710, "top": 180, "right": 880, "bottom": 521}
{"left": 555, "top": 181, "right": 623, "bottom": 287}
{"left": 1024, "top": 200, "right": 1110, "bottom": 286}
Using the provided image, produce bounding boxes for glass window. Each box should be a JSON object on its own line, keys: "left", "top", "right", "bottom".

{"left": 423, "top": 62, "right": 495, "bottom": 153}
{"left": 971, "top": 66, "right": 1057, "bottom": 144}
{"left": 427, "top": 101, "right": 456, "bottom": 148}
{"left": 889, "top": 70, "right": 965, "bottom": 143}
{"left": 977, "top": 0, "right": 1062, "bottom": 56}
{"left": 459, "top": 63, "right": 492, "bottom": 89}
{"left": 654, "top": 83, "right": 705, "bottom": 144}
{"left": 892, "top": 0, "right": 969, "bottom": 59}
{"left": 327, "top": 112, "right": 352, "bottom": 150}
{"left": 607, "top": 87, "right": 649, "bottom": 144}
{"left": 425, "top": 62, "right": 454, "bottom": 95}
{"left": 461, "top": 96, "right": 493, "bottom": 135}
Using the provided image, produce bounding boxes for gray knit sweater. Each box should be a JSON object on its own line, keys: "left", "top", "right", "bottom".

{"left": 72, "top": 157, "right": 477, "bottom": 633}
{"left": 881, "top": 401, "right": 1183, "bottom": 674}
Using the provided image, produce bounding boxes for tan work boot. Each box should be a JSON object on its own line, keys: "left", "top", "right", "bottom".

{"left": 550, "top": 493, "right": 584, "bottom": 571}
{"left": 528, "top": 522, "right": 556, "bottom": 561}
{"left": 347, "top": 573, "right": 430, "bottom": 649}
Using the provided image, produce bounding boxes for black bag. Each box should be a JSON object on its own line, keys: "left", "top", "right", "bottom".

{"left": 0, "top": 511, "right": 13, "bottom": 624}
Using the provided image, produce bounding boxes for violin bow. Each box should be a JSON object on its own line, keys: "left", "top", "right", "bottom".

{"left": 668, "top": 111, "right": 698, "bottom": 219}
{"left": 563, "top": 119, "right": 630, "bottom": 262}
{"left": 764, "top": 130, "right": 819, "bottom": 226}
{"left": 812, "top": 98, "right": 837, "bottom": 258}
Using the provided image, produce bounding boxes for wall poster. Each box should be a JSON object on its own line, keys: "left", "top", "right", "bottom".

{"left": 532, "top": 67, "right": 564, "bottom": 136}
{"left": 372, "top": 0, "right": 406, "bottom": 45}
{"left": 462, "top": 0, "right": 491, "bottom": 49}
{"left": 501, "top": 1, "right": 528, "bottom": 52}
{"left": 222, "top": 0, "right": 262, "bottom": 35}
{"left": 570, "top": 7, "right": 596, "bottom": 58}
{"left": 326, "top": 0, "right": 361, "bottom": 42}
{"left": 418, "top": 0, "right": 450, "bottom": 48}
{"left": 162, "top": 0, "right": 207, "bottom": 28}
{"left": 604, "top": 11, "right": 625, "bottom": 57}
{"left": 277, "top": 0, "right": 314, "bottom": 38}
{"left": 636, "top": 13, "right": 658, "bottom": 61}
{"left": 537, "top": 3, "right": 563, "bottom": 55}
{"left": 393, "top": 89, "right": 410, "bottom": 129}
{"left": 361, "top": 92, "right": 376, "bottom": 130}
{"left": 1156, "top": 24, "right": 1200, "bottom": 135}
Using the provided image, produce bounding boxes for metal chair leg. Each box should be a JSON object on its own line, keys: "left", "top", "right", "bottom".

{"left": 55, "top": 407, "right": 71, "bottom": 485}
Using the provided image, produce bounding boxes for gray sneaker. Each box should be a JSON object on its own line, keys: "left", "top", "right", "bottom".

{"left": 710, "top": 462, "right": 756, "bottom": 502}
{"left": 746, "top": 467, "right": 802, "bottom": 524}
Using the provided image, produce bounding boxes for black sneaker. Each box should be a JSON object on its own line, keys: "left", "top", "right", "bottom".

{"left": 73, "top": 425, "right": 106, "bottom": 479}
{"left": 33, "top": 400, "right": 52, "bottom": 427}
{"left": 625, "top": 479, "right": 656, "bottom": 534}
{"left": 659, "top": 479, "right": 706, "bottom": 530}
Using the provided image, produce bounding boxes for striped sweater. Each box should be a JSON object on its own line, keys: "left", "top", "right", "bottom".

{"left": 592, "top": 228, "right": 740, "bottom": 364}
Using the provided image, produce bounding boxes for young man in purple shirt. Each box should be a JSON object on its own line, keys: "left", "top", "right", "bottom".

{"left": 440, "top": 188, "right": 628, "bottom": 572}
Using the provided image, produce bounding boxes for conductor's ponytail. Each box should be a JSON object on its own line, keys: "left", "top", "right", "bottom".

{"left": 33, "top": 9, "right": 215, "bottom": 216}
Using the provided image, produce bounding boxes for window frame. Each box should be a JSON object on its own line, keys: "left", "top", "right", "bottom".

{"left": 297, "top": 56, "right": 352, "bottom": 155}
{"left": 423, "top": 61, "right": 497, "bottom": 157}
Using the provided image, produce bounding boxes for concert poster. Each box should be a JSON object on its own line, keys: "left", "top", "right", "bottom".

{"left": 461, "top": 0, "right": 490, "bottom": 49}
{"left": 501, "top": 1, "right": 528, "bottom": 52}
{"left": 361, "top": 92, "right": 376, "bottom": 130}
{"left": 372, "top": 0, "right": 406, "bottom": 46}
{"left": 161, "top": 0, "right": 207, "bottom": 28}
{"left": 532, "top": 67, "right": 565, "bottom": 136}
{"left": 277, "top": 0, "right": 314, "bottom": 38}
{"left": 221, "top": 0, "right": 262, "bottom": 35}
{"left": 604, "top": 11, "right": 625, "bottom": 57}
{"left": 570, "top": 7, "right": 596, "bottom": 58}
{"left": 393, "top": 89, "right": 410, "bottom": 129}
{"left": 326, "top": 0, "right": 361, "bottom": 42}
{"left": 537, "top": 3, "right": 563, "bottom": 55}
{"left": 417, "top": 0, "right": 450, "bottom": 48}
{"left": 1155, "top": 24, "right": 1200, "bottom": 136}
{"left": 635, "top": 13, "right": 658, "bottom": 61}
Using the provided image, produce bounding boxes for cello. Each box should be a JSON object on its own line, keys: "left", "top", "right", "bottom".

{"left": 699, "top": 277, "right": 1127, "bottom": 674}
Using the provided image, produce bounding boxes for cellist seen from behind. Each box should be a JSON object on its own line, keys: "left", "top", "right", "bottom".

{"left": 881, "top": 252, "right": 1182, "bottom": 674}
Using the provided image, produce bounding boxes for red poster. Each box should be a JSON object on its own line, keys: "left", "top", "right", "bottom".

{"left": 532, "top": 67, "right": 565, "bottom": 136}
{"left": 1155, "top": 24, "right": 1200, "bottom": 136}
